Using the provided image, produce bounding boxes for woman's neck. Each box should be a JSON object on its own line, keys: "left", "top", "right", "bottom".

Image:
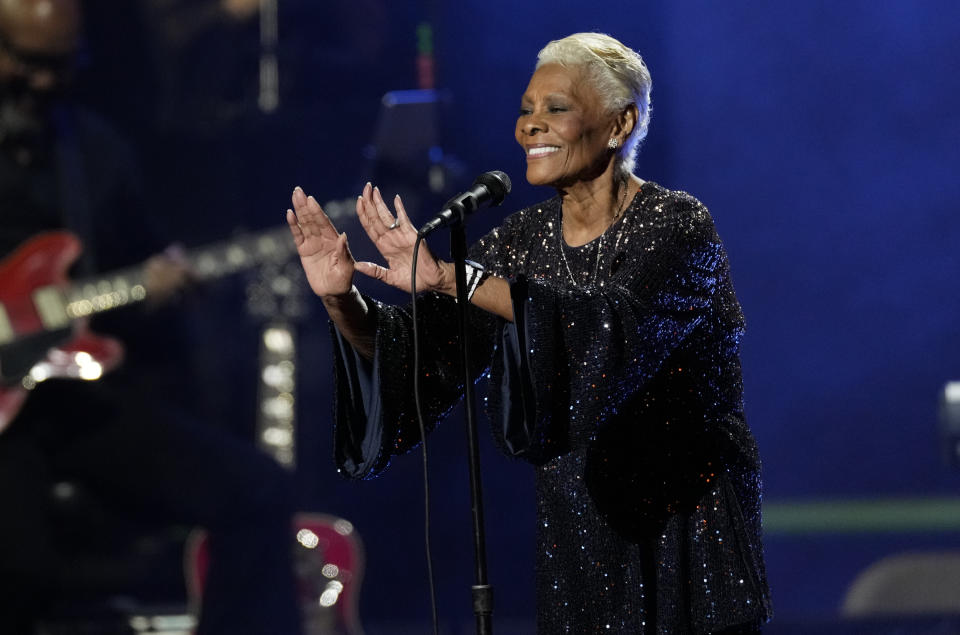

{"left": 558, "top": 173, "right": 639, "bottom": 247}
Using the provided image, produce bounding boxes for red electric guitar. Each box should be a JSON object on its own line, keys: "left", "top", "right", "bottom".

{"left": 0, "top": 228, "right": 297, "bottom": 433}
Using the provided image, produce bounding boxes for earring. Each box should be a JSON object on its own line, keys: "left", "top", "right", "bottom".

{"left": 608, "top": 138, "right": 619, "bottom": 150}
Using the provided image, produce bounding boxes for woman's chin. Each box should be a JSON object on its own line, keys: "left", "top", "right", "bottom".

{"left": 524, "top": 166, "right": 557, "bottom": 187}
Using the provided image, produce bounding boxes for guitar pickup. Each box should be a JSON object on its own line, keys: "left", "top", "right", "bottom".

{"left": 32, "top": 286, "right": 71, "bottom": 330}
{"left": 0, "top": 304, "right": 12, "bottom": 345}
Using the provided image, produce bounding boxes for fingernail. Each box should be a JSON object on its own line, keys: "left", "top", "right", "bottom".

{"left": 294, "top": 185, "right": 302, "bottom": 193}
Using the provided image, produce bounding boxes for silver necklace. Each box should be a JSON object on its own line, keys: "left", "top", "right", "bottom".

{"left": 559, "top": 181, "right": 630, "bottom": 288}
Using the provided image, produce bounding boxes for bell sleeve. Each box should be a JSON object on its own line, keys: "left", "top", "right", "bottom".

{"left": 331, "top": 290, "right": 499, "bottom": 480}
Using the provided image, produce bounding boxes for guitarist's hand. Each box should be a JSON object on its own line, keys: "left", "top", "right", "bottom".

{"left": 144, "top": 245, "right": 194, "bottom": 306}
{"left": 287, "top": 186, "right": 356, "bottom": 298}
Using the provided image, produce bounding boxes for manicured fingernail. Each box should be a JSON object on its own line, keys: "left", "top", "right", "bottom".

{"left": 294, "top": 185, "right": 302, "bottom": 193}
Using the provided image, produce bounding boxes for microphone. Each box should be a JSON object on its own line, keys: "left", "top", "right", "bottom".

{"left": 417, "top": 170, "right": 512, "bottom": 237}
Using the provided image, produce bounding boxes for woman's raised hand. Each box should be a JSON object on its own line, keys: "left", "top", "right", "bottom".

{"left": 353, "top": 182, "right": 452, "bottom": 295}
{"left": 287, "top": 186, "right": 356, "bottom": 298}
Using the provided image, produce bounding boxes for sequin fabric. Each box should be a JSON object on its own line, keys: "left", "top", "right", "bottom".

{"left": 330, "top": 181, "right": 771, "bottom": 633}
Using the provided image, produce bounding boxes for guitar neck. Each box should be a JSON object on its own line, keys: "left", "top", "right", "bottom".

{"left": 32, "top": 226, "right": 296, "bottom": 334}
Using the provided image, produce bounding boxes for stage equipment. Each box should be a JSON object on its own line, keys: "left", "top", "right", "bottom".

{"left": 940, "top": 381, "right": 960, "bottom": 467}
{"left": 418, "top": 171, "right": 511, "bottom": 237}
{"left": 410, "top": 170, "right": 511, "bottom": 635}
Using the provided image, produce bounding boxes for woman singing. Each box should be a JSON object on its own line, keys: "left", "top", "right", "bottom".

{"left": 287, "top": 32, "right": 771, "bottom": 634}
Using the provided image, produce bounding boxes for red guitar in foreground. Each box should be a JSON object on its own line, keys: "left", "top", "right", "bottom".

{"left": 184, "top": 258, "right": 365, "bottom": 634}
{"left": 185, "top": 513, "right": 365, "bottom": 635}
{"left": 0, "top": 228, "right": 297, "bottom": 433}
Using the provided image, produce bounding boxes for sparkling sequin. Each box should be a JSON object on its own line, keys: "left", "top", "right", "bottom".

{"left": 331, "top": 182, "right": 770, "bottom": 633}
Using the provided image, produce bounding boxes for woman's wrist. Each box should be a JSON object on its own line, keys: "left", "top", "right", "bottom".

{"left": 437, "top": 261, "right": 457, "bottom": 296}
{"left": 322, "top": 285, "right": 364, "bottom": 311}
{"left": 321, "top": 285, "right": 376, "bottom": 360}
{"left": 436, "top": 261, "right": 485, "bottom": 300}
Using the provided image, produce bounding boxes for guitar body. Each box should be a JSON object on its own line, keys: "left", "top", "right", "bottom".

{"left": 185, "top": 513, "right": 365, "bottom": 635}
{"left": 0, "top": 231, "right": 81, "bottom": 336}
{"left": 0, "top": 232, "right": 125, "bottom": 432}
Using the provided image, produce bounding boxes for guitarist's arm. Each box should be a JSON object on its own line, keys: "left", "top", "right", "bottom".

{"left": 142, "top": 245, "right": 194, "bottom": 307}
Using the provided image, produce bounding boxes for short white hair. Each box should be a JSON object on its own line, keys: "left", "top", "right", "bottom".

{"left": 536, "top": 33, "right": 652, "bottom": 176}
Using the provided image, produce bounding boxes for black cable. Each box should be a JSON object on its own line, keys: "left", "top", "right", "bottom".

{"left": 410, "top": 234, "right": 440, "bottom": 635}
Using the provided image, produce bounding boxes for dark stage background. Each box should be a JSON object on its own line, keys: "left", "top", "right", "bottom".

{"left": 68, "top": 0, "right": 960, "bottom": 632}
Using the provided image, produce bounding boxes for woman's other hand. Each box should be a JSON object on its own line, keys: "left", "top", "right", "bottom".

{"left": 287, "top": 186, "right": 356, "bottom": 298}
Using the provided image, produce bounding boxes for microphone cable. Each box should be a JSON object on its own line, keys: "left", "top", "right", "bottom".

{"left": 410, "top": 234, "right": 440, "bottom": 635}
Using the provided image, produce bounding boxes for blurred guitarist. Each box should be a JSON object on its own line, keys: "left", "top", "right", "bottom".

{"left": 0, "top": 1, "right": 302, "bottom": 633}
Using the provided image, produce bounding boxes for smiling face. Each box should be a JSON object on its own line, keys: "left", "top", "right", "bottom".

{"left": 515, "top": 63, "right": 616, "bottom": 188}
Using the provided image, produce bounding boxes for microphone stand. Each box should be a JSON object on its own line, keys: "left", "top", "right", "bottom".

{"left": 448, "top": 210, "right": 494, "bottom": 635}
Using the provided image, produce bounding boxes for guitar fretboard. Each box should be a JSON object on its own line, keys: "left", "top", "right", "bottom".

{"left": 30, "top": 227, "right": 296, "bottom": 333}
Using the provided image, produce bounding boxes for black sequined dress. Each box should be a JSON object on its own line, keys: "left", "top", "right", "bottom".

{"left": 331, "top": 181, "right": 772, "bottom": 633}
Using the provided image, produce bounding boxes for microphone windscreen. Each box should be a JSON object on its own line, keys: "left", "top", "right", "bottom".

{"left": 476, "top": 170, "right": 512, "bottom": 206}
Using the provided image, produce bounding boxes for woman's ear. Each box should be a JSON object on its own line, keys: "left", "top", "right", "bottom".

{"left": 613, "top": 103, "right": 639, "bottom": 140}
